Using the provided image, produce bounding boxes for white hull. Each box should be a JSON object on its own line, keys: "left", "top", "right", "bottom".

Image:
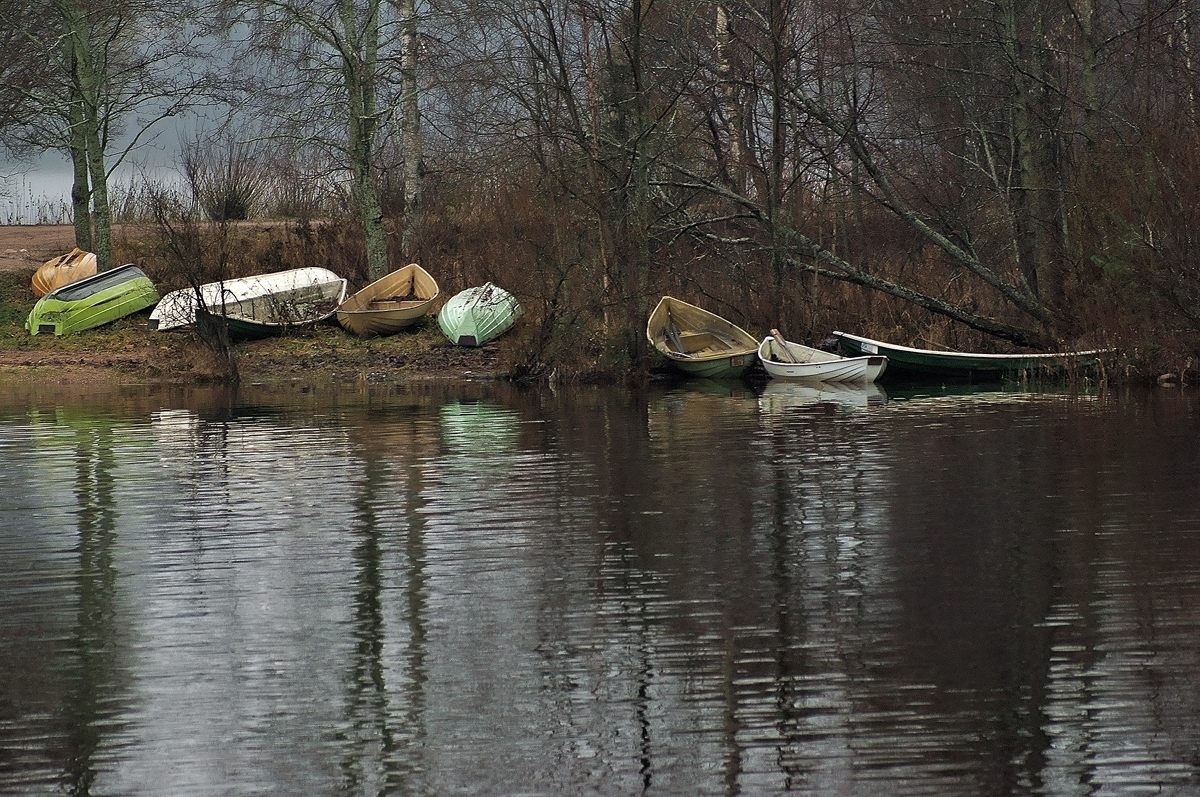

{"left": 150, "top": 267, "right": 346, "bottom": 331}
{"left": 758, "top": 336, "right": 887, "bottom": 383}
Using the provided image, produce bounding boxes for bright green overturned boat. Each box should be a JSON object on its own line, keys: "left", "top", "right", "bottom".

{"left": 437, "top": 282, "right": 522, "bottom": 346}
{"left": 26, "top": 263, "right": 160, "bottom": 336}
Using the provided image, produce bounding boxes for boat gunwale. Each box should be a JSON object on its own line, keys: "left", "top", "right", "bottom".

{"left": 219, "top": 279, "right": 348, "bottom": 328}
{"left": 647, "top": 296, "right": 758, "bottom": 364}
{"left": 336, "top": 264, "right": 440, "bottom": 316}
{"left": 832, "top": 330, "right": 1110, "bottom": 362}
{"left": 757, "top": 336, "right": 886, "bottom": 382}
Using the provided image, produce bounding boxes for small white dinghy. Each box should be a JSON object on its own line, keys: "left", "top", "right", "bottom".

{"left": 758, "top": 330, "right": 887, "bottom": 383}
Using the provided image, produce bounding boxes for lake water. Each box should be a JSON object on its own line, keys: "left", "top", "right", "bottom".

{"left": 2, "top": 377, "right": 1199, "bottom": 796}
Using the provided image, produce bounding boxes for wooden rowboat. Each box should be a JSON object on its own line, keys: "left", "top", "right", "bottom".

{"left": 150, "top": 268, "right": 346, "bottom": 332}
{"left": 646, "top": 296, "right": 758, "bottom": 379}
{"left": 832, "top": 331, "right": 1111, "bottom": 381}
{"left": 758, "top": 331, "right": 887, "bottom": 383}
{"left": 32, "top": 248, "right": 97, "bottom": 297}
{"left": 26, "top": 264, "right": 159, "bottom": 336}
{"left": 437, "top": 282, "right": 522, "bottom": 346}
{"left": 336, "top": 263, "right": 440, "bottom": 337}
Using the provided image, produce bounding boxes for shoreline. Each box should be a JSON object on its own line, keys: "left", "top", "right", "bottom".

{"left": 0, "top": 257, "right": 521, "bottom": 385}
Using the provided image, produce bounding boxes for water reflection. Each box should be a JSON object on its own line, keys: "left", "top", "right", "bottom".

{"left": 340, "top": 401, "right": 436, "bottom": 794}
{"left": 2, "top": 381, "right": 1200, "bottom": 795}
{"left": 759, "top": 379, "right": 887, "bottom": 413}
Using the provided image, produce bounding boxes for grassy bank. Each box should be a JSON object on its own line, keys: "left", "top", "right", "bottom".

{"left": 0, "top": 267, "right": 513, "bottom": 385}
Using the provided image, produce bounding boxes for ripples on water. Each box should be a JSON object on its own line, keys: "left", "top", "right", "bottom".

{"left": 2, "top": 380, "right": 1200, "bottom": 796}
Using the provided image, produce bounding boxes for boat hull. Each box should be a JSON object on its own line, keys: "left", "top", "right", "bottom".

{"left": 673, "top": 353, "right": 755, "bottom": 379}
{"left": 32, "top": 248, "right": 97, "bottom": 297}
{"left": 26, "top": 264, "right": 159, "bottom": 336}
{"left": 833, "top": 331, "right": 1109, "bottom": 381}
{"left": 211, "top": 278, "right": 348, "bottom": 340}
{"left": 758, "top": 336, "right": 886, "bottom": 382}
{"left": 437, "top": 283, "right": 522, "bottom": 346}
{"left": 337, "top": 264, "right": 440, "bottom": 337}
{"left": 150, "top": 268, "right": 346, "bottom": 331}
{"left": 646, "top": 296, "right": 759, "bottom": 379}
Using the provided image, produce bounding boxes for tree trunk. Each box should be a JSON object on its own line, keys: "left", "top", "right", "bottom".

{"left": 68, "top": 117, "right": 92, "bottom": 252}
{"left": 1006, "top": 0, "right": 1063, "bottom": 309}
{"left": 715, "top": 3, "right": 745, "bottom": 193}
{"left": 86, "top": 129, "right": 113, "bottom": 271}
{"left": 342, "top": 0, "right": 389, "bottom": 281}
{"left": 63, "top": 1, "right": 98, "bottom": 260}
{"left": 398, "top": 0, "right": 422, "bottom": 259}
{"left": 767, "top": 0, "right": 788, "bottom": 317}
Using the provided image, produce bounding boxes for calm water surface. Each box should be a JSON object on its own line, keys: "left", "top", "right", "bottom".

{"left": 2, "top": 377, "right": 1199, "bottom": 796}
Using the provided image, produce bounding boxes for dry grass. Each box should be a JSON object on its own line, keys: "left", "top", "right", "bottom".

{"left": 0, "top": 266, "right": 510, "bottom": 384}
{"left": 4, "top": 167, "right": 1197, "bottom": 386}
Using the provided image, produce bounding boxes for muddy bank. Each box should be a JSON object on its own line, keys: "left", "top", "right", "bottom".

{"left": 0, "top": 263, "right": 516, "bottom": 385}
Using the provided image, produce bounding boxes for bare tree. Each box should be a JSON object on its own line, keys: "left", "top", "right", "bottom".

{"left": 643, "top": 0, "right": 1194, "bottom": 349}
{"left": 218, "top": 0, "right": 426, "bottom": 281}
{"left": 0, "top": 0, "right": 211, "bottom": 270}
{"left": 398, "top": 0, "right": 422, "bottom": 256}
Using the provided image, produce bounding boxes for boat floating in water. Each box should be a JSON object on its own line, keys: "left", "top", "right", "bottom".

{"left": 832, "top": 331, "right": 1112, "bottom": 381}
{"left": 758, "top": 330, "right": 887, "bottom": 383}
{"left": 26, "top": 264, "right": 159, "bottom": 336}
{"left": 646, "top": 296, "right": 759, "bottom": 379}
{"left": 437, "top": 282, "right": 522, "bottom": 346}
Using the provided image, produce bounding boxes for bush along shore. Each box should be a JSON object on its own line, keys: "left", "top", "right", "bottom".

{"left": 0, "top": 219, "right": 1189, "bottom": 387}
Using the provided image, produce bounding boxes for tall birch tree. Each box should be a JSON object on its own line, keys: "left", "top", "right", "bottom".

{"left": 221, "top": 0, "right": 425, "bottom": 280}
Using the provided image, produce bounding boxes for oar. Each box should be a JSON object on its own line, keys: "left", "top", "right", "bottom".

{"left": 665, "top": 307, "right": 687, "bottom": 355}
{"left": 770, "top": 329, "right": 799, "bottom": 364}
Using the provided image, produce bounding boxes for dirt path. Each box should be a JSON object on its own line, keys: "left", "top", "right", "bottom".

{"left": 0, "top": 225, "right": 78, "bottom": 271}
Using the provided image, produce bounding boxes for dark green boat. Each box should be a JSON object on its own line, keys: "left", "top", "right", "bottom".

{"left": 833, "top": 331, "right": 1111, "bottom": 381}
{"left": 26, "top": 264, "right": 160, "bottom": 336}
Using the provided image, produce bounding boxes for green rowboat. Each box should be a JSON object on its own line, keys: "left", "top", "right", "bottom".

{"left": 437, "top": 282, "right": 522, "bottom": 346}
{"left": 26, "top": 264, "right": 160, "bottom": 336}
{"left": 833, "top": 331, "right": 1111, "bottom": 381}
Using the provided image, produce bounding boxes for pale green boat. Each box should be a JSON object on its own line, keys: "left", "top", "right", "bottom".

{"left": 26, "top": 264, "right": 160, "bottom": 336}
{"left": 646, "top": 296, "right": 759, "bottom": 379}
{"left": 437, "top": 282, "right": 522, "bottom": 346}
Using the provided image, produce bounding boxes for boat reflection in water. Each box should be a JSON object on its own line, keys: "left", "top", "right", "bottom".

{"left": 758, "top": 378, "right": 888, "bottom": 414}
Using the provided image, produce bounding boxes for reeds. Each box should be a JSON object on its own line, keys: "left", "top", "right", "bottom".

{"left": 0, "top": 178, "right": 71, "bottom": 225}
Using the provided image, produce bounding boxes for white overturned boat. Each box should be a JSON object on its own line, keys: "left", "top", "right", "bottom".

{"left": 149, "top": 267, "right": 346, "bottom": 331}
{"left": 758, "top": 330, "right": 887, "bottom": 383}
